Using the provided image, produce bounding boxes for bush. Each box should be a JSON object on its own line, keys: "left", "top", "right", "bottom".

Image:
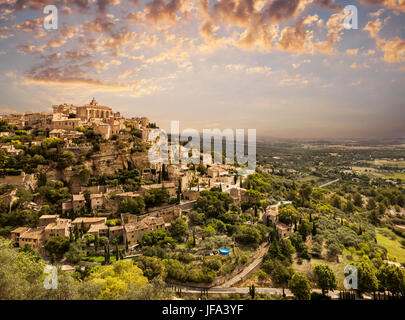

{"left": 203, "top": 258, "right": 222, "bottom": 271}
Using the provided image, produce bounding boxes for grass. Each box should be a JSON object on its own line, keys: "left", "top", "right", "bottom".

{"left": 369, "top": 160, "right": 405, "bottom": 167}
{"left": 376, "top": 228, "right": 405, "bottom": 264}
{"left": 82, "top": 255, "right": 117, "bottom": 263}
{"left": 292, "top": 254, "right": 349, "bottom": 290}
{"left": 350, "top": 166, "right": 405, "bottom": 182}
{"left": 381, "top": 172, "right": 405, "bottom": 182}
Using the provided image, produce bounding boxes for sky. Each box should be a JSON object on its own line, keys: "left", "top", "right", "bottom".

{"left": 0, "top": 0, "right": 404, "bottom": 139}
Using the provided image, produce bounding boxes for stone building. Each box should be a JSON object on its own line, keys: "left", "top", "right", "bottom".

{"left": 44, "top": 218, "right": 71, "bottom": 241}
{"left": 10, "top": 227, "right": 30, "bottom": 246}
{"left": 71, "top": 217, "right": 106, "bottom": 230}
{"left": 76, "top": 98, "right": 113, "bottom": 121}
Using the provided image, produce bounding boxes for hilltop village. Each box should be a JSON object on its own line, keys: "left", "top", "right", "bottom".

{"left": 1, "top": 100, "right": 405, "bottom": 300}
{"left": 0, "top": 99, "right": 280, "bottom": 264}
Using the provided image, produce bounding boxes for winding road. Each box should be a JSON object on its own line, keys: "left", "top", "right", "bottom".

{"left": 319, "top": 178, "right": 340, "bottom": 188}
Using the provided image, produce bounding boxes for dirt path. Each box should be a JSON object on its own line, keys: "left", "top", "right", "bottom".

{"left": 319, "top": 178, "right": 340, "bottom": 188}
{"left": 215, "top": 243, "right": 269, "bottom": 288}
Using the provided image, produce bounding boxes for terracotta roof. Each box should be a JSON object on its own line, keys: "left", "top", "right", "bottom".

{"left": 142, "top": 216, "right": 165, "bottom": 227}
{"left": 20, "top": 227, "right": 45, "bottom": 239}
{"left": 39, "top": 215, "right": 59, "bottom": 219}
{"left": 72, "top": 217, "right": 106, "bottom": 224}
{"left": 73, "top": 194, "right": 85, "bottom": 201}
{"left": 124, "top": 221, "right": 148, "bottom": 233}
{"left": 88, "top": 223, "right": 108, "bottom": 233}
{"left": 11, "top": 227, "right": 30, "bottom": 234}
{"left": 277, "top": 223, "right": 290, "bottom": 231}
{"left": 110, "top": 226, "right": 123, "bottom": 231}
{"left": 45, "top": 219, "right": 71, "bottom": 230}
{"left": 90, "top": 193, "right": 103, "bottom": 199}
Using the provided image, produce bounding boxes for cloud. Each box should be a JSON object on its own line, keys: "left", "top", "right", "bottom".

{"left": 277, "top": 15, "right": 318, "bottom": 53}
{"left": 346, "top": 48, "right": 359, "bottom": 55}
{"left": 364, "top": 18, "right": 405, "bottom": 63}
{"left": 359, "top": 0, "right": 405, "bottom": 13}
{"left": 0, "top": 0, "right": 125, "bottom": 13}
{"left": 377, "top": 38, "right": 405, "bottom": 63}
{"left": 145, "top": 0, "right": 186, "bottom": 24}
{"left": 364, "top": 18, "right": 382, "bottom": 38}
{"left": 4, "top": 71, "right": 17, "bottom": 79}
{"left": 279, "top": 72, "right": 318, "bottom": 86}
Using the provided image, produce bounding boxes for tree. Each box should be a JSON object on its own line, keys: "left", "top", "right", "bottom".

{"left": 278, "top": 205, "right": 300, "bottom": 226}
{"left": 330, "top": 194, "right": 342, "bottom": 209}
{"left": 100, "top": 236, "right": 110, "bottom": 264}
{"left": 353, "top": 193, "right": 363, "bottom": 207}
{"left": 397, "top": 194, "right": 405, "bottom": 207}
{"left": 354, "top": 259, "right": 378, "bottom": 295}
{"left": 313, "top": 263, "right": 337, "bottom": 295}
{"left": 87, "top": 260, "right": 148, "bottom": 299}
{"left": 378, "top": 202, "right": 386, "bottom": 216}
{"left": 176, "top": 179, "right": 182, "bottom": 204}
{"left": 235, "top": 225, "right": 262, "bottom": 246}
{"left": 288, "top": 273, "right": 311, "bottom": 300}
{"left": 249, "top": 284, "right": 256, "bottom": 299}
{"left": 168, "top": 218, "right": 188, "bottom": 240}
{"left": 298, "top": 219, "right": 312, "bottom": 240}
{"left": 66, "top": 240, "right": 86, "bottom": 264}
{"left": 144, "top": 188, "right": 170, "bottom": 208}
{"left": 79, "top": 169, "right": 91, "bottom": 186}
{"left": 299, "top": 183, "right": 312, "bottom": 201}
{"left": 0, "top": 238, "right": 49, "bottom": 299}
{"left": 44, "top": 236, "right": 70, "bottom": 258}
{"left": 367, "top": 198, "right": 376, "bottom": 210}
{"left": 369, "top": 209, "right": 380, "bottom": 225}
{"left": 377, "top": 263, "right": 405, "bottom": 296}
{"left": 134, "top": 256, "right": 167, "bottom": 280}
{"left": 327, "top": 242, "right": 342, "bottom": 261}
{"left": 57, "top": 151, "right": 76, "bottom": 169}
{"left": 344, "top": 201, "right": 355, "bottom": 213}
{"left": 118, "top": 197, "right": 145, "bottom": 214}
{"left": 265, "top": 260, "right": 293, "bottom": 297}
{"left": 189, "top": 211, "right": 205, "bottom": 226}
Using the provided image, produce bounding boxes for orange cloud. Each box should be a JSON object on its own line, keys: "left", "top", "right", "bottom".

{"left": 364, "top": 18, "right": 405, "bottom": 63}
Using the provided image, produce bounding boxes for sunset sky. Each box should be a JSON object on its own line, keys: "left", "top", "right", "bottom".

{"left": 0, "top": 0, "right": 404, "bottom": 139}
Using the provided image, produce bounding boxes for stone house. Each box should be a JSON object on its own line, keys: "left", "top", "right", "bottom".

{"left": 38, "top": 215, "right": 59, "bottom": 227}
{"left": 71, "top": 217, "right": 107, "bottom": 231}
{"left": 109, "top": 225, "right": 124, "bottom": 241}
{"left": 10, "top": 227, "right": 30, "bottom": 246}
{"left": 72, "top": 194, "right": 86, "bottom": 212}
{"left": 183, "top": 190, "right": 201, "bottom": 201}
{"left": 44, "top": 219, "right": 71, "bottom": 241}
{"left": 139, "top": 182, "right": 177, "bottom": 197}
{"left": 276, "top": 223, "right": 293, "bottom": 238}
{"left": 124, "top": 216, "right": 165, "bottom": 245}
{"left": 18, "top": 227, "right": 46, "bottom": 252}
{"left": 87, "top": 223, "right": 109, "bottom": 237}
{"left": 90, "top": 193, "right": 104, "bottom": 210}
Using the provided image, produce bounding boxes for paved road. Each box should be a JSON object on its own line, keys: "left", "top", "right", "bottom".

{"left": 176, "top": 286, "right": 346, "bottom": 299}
{"left": 319, "top": 178, "right": 340, "bottom": 188}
